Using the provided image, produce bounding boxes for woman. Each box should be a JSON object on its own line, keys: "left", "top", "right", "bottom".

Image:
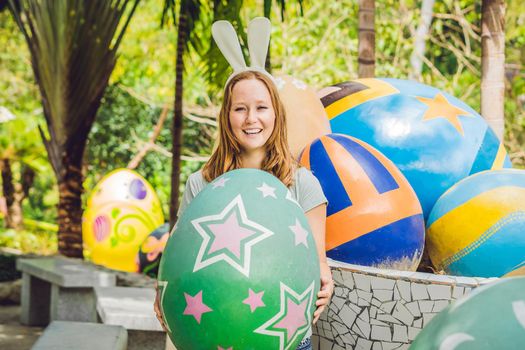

{"left": 155, "top": 70, "right": 333, "bottom": 350}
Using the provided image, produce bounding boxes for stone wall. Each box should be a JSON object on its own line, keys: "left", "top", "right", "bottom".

{"left": 312, "top": 259, "right": 498, "bottom": 350}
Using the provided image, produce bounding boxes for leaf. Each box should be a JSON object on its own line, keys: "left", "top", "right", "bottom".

{"left": 111, "top": 207, "right": 121, "bottom": 219}
{"left": 8, "top": 0, "right": 140, "bottom": 180}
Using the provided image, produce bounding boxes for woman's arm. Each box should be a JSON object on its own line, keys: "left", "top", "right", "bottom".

{"left": 305, "top": 203, "right": 333, "bottom": 324}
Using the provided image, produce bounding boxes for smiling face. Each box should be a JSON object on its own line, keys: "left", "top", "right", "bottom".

{"left": 229, "top": 78, "right": 276, "bottom": 157}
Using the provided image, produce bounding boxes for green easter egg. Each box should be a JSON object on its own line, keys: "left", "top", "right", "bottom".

{"left": 410, "top": 277, "right": 525, "bottom": 349}
{"left": 158, "top": 169, "right": 321, "bottom": 350}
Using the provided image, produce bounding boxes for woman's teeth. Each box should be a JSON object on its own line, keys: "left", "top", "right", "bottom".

{"left": 243, "top": 129, "right": 262, "bottom": 135}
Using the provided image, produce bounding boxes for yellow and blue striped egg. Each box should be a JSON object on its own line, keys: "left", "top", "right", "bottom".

{"left": 427, "top": 169, "right": 525, "bottom": 277}
{"left": 318, "top": 78, "right": 512, "bottom": 219}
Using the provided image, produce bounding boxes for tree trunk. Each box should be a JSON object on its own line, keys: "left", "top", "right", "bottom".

{"left": 358, "top": 0, "right": 375, "bottom": 78}
{"left": 481, "top": 0, "right": 506, "bottom": 139}
{"left": 56, "top": 155, "right": 84, "bottom": 258}
{"left": 169, "top": 5, "right": 187, "bottom": 227}
{"left": 409, "top": 0, "right": 435, "bottom": 81}
{"left": 0, "top": 160, "right": 36, "bottom": 230}
{"left": 10, "top": 190, "right": 24, "bottom": 230}
{"left": 1, "top": 158, "right": 17, "bottom": 229}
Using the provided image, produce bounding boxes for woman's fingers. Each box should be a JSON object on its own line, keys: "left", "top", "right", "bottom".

{"left": 317, "top": 289, "right": 331, "bottom": 298}
{"left": 313, "top": 305, "right": 325, "bottom": 324}
{"left": 155, "top": 309, "right": 169, "bottom": 332}
{"left": 316, "top": 296, "right": 330, "bottom": 307}
{"left": 154, "top": 287, "right": 169, "bottom": 332}
{"left": 312, "top": 274, "right": 334, "bottom": 324}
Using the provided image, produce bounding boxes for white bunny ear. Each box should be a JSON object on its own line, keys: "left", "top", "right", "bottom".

{"left": 212, "top": 20, "right": 247, "bottom": 71}
{"left": 247, "top": 17, "right": 271, "bottom": 69}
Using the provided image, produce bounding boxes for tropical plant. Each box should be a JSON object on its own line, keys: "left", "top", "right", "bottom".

{"left": 8, "top": 0, "right": 140, "bottom": 257}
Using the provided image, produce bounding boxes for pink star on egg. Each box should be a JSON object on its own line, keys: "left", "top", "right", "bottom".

{"left": 191, "top": 195, "right": 274, "bottom": 277}
{"left": 274, "top": 298, "right": 309, "bottom": 341}
{"left": 208, "top": 212, "right": 256, "bottom": 259}
{"left": 183, "top": 290, "right": 212, "bottom": 324}
{"left": 243, "top": 288, "right": 265, "bottom": 312}
{"left": 289, "top": 219, "right": 309, "bottom": 248}
{"left": 217, "top": 347, "right": 233, "bottom": 350}
{"left": 254, "top": 282, "right": 316, "bottom": 349}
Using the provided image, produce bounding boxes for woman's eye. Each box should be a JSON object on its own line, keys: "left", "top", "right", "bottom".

{"left": 257, "top": 106, "right": 268, "bottom": 110}
{"left": 234, "top": 107, "right": 246, "bottom": 112}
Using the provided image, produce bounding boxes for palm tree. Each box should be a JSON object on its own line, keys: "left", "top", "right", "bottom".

{"left": 161, "top": 0, "right": 205, "bottom": 227}
{"left": 358, "top": 0, "right": 375, "bottom": 78}
{"left": 481, "top": 0, "right": 506, "bottom": 139}
{"left": 9, "top": 0, "right": 140, "bottom": 257}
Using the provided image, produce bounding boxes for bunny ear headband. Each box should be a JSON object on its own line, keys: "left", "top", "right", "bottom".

{"left": 212, "top": 17, "right": 274, "bottom": 86}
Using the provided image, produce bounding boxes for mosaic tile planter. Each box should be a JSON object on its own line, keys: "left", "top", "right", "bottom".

{"left": 312, "top": 259, "right": 498, "bottom": 350}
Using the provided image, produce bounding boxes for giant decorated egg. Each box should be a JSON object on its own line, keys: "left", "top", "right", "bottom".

{"left": 427, "top": 169, "right": 525, "bottom": 277}
{"left": 82, "top": 169, "right": 165, "bottom": 272}
{"left": 318, "top": 78, "right": 512, "bottom": 218}
{"left": 138, "top": 223, "right": 170, "bottom": 277}
{"left": 158, "top": 169, "right": 320, "bottom": 349}
{"left": 410, "top": 277, "right": 525, "bottom": 349}
{"left": 276, "top": 75, "right": 331, "bottom": 159}
{"left": 299, "top": 133, "right": 425, "bottom": 270}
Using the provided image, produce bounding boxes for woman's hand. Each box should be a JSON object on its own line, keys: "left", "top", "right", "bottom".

{"left": 154, "top": 283, "right": 169, "bottom": 332}
{"left": 313, "top": 263, "right": 334, "bottom": 324}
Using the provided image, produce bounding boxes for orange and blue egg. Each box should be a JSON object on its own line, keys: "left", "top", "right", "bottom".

{"left": 300, "top": 134, "right": 425, "bottom": 270}
{"left": 319, "top": 78, "right": 512, "bottom": 219}
{"left": 427, "top": 169, "right": 525, "bottom": 277}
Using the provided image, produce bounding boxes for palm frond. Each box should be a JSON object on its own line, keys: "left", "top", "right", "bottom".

{"left": 160, "top": 0, "right": 176, "bottom": 27}
{"left": 8, "top": 0, "right": 140, "bottom": 177}
{"left": 203, "top": 0, "right": 245, "bottom": 93}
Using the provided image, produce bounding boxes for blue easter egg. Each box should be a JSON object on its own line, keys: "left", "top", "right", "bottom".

{"left": 319, "top": 78, "right": 512, "bottom": 218}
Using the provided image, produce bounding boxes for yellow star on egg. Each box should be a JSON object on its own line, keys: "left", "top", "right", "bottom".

{"left": 417, "top": 93, "right": 473, "bottom": 136}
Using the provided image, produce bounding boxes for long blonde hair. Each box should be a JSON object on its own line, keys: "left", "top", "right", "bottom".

{"left": 202, "top": 71, "right": 295, "bottom": 186}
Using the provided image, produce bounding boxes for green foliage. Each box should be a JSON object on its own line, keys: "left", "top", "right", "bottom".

{"left": 0, "top": 11, "right": 40, "bottom": 120}
{"left": 0, "top": 227, "right": 57, "bottom": 254}
{"left": 85, "top": 84, "right": 212, "bottom": 216}
{"left": 1, "top": 0, "right": 524, "bottom": 254}
{"left": 9, "top": 0, "right": 141, "bottom": 177}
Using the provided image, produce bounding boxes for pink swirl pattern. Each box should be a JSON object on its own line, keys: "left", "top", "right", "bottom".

{"left": 93, "top": 215, "right": 111, "bottom": 242}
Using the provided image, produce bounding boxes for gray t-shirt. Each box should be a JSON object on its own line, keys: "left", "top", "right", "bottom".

{"left": 176, "top": 167, "right": 327, "bottom": 340}
{"left": 178, "top": 167, "right": 327, "bottom": 217}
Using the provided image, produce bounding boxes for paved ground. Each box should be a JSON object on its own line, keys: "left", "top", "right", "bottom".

{"left": 0, "top": 305, "right": 42, "bottom": 350}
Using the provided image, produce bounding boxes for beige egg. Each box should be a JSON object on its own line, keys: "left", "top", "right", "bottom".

{"left": 275, "top": 75, "right": 331, "bottom": 158}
